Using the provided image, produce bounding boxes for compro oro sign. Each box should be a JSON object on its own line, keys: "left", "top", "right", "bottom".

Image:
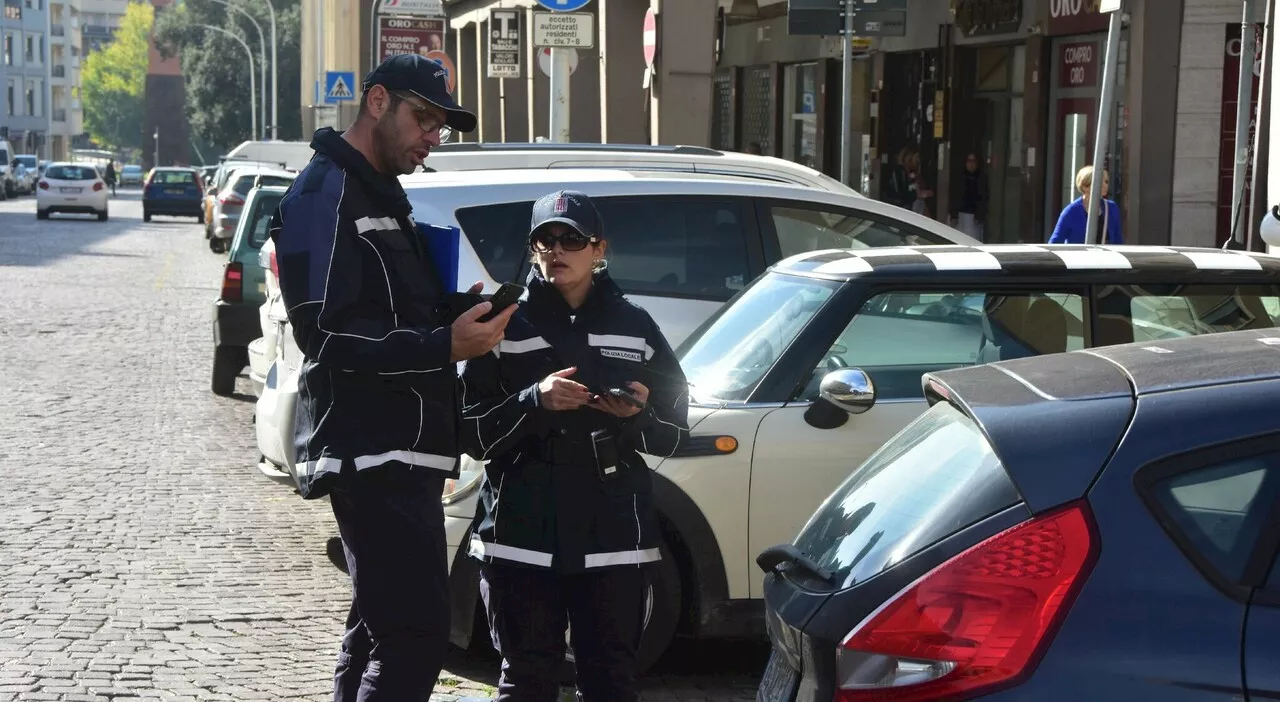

{"left": 533, "top": 11, "right": 594, "bottom": 48}
{"left": 378, "top": 16, "right": 445, "bottom": 63}
{"left": 378, "top": 0, "right": 443, "bottom": 16}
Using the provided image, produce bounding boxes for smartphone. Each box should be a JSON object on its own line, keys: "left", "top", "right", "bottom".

{"left": 594, "top": 386, "right": 645, "bottom": 409}
{"left": 479, "top": 282, "right": 525, "bottom": 322}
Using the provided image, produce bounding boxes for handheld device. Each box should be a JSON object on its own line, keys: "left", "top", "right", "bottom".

{"left": 591, "top": 386, "right": 646, "bottom": 409}
{"left": 479, "top": 282, "right": 525, "bottom": 322}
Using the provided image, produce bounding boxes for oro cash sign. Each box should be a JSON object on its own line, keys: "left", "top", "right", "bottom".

{"left": 378, "top": 16, "right": 445, "bottom": 63}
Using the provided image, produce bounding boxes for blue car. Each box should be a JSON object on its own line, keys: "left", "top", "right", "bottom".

{"left": 142, "top": 167, "right": 206, "bottom": 223}
{"left": 758, "top": 328, "right": 1280, "bottom": 702}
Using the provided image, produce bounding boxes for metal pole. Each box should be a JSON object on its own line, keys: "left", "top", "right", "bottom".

{"left": 1085, "top": 5, "right": 1123, "bottom": 246}
{"left": 153, "top": 127, "right": 159, "bottom": 169}
{"left": 1229, "top": 0, "right": 1258, "bottom": 247}
{"left": 1246, "top": 0, "right": 1274, "bottom": 251}
{"left": 264, "top": 0, "right": 278, "bottom": 139}
{"left": 198, "top": 24, "right": 257, "bottom": 140}
{"left": 500, "top": 79, "right": 508, "bottom": 143}
{"left": 207, "top": 0, "right": 267, "bottom": 139}
{"left": 369, "top": 0, "right": 379, "bottom": 75}
{"left": 840, "top": 0, "right": 852, "bottom": 184}
{"left": 550, "top": 48, "right": 570, "bottom": 142}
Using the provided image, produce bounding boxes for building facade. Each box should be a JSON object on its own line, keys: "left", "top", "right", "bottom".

{"left": 48, "top": 0, "right": 81, "bottom": 160}
{"left": 2, "top": 0, "right": 51, "bottom": 158}
{"left": 299, "top": 0, "right": 718, "bottom": 146}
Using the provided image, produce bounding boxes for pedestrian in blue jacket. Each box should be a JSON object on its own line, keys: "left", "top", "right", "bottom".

{"left": 1049, "top": 165, "right": 1123, "bottom": 244}
{"left": 272, "top": 54, "right": 515, "bottom": 702}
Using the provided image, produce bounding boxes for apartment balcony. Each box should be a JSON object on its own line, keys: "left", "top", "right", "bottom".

{"left": 52, "top": 65, "right": 66, "bottom": 78}
{"left": 52, "top": 25, "right": 66, "bottom": 38}
{"left": 53, "top": 109, "right": 67, "bottom": 123}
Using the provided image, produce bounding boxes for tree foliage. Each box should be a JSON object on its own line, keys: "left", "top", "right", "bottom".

{"left": 153, "top": 0, "right": 303, "bottom": 157}
{"left": 79, "top": 2, "right": 154, "bottom": 151}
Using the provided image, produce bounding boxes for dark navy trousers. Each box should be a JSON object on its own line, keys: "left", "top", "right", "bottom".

{"left": 329, "top": 462, "right": 450, "bottom": 702}
{"left": 479, "top": 561, "right": 648, "bottom": 702}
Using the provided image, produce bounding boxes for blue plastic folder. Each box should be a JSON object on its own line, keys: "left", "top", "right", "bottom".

{"left": 416, "top": 222, "right": 461, "bottom": 292}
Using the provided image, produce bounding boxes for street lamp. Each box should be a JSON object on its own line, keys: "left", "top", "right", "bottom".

{"left": 262, "top": 0, "right": 278, "bottom": 139}
{"left": 195, "top": 24, "right": 257, "bottom": 140}
{"left": 204, "top": 0, "right": 267, "bottom": 140}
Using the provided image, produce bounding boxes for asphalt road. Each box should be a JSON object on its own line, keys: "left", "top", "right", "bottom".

{"left": 0, "top": 188, "right": 767, "bottom": 701}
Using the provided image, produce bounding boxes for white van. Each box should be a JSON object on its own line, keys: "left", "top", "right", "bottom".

{"left": 223, "top": 140, "right": 316, "bottom": 171}
{"left": 0, "top": 138, "right": 13, "bottom": 199}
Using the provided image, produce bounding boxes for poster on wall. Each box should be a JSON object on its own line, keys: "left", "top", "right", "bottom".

{"left": 378, "top": 16, "right": 445, "bottom": 64}
{"left": 1216, "top": 23, "right": 1265, "bottom": 247}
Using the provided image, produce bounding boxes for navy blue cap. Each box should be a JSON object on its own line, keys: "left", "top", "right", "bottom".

{"left": 529, "top": 190, "right": 603, "bottom": 240}
{"left": 362, "top": 53, "right": 477, "bottom": 133}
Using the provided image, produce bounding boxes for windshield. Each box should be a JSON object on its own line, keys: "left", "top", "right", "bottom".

{"left": 678, "top": 272, "right": 839, "bottom": 403}
{"left": 46, "top": 165, "right": 99, "bottom": 181}
{"left": 792, "top": 402, "right": 1022, "bottom": 591}
{"left": 0, "top": 149, "right": 9, "bottom": 165}
{"left": 153, "top": 170, "right": 196, "bottom": 185}
{"left": 15, "top": 156, "right": 36, "bottom": 168}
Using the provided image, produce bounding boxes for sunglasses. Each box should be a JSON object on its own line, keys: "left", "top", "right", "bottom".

{"left": 530, "top": 229, "right": 598, "bottom": 253}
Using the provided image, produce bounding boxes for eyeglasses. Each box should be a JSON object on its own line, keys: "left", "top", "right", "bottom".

{"left": 530, "top": 229, "right": 597, "bottom": 253}
{"left": 391, "top": 91, "right": 453, "bottom": 142}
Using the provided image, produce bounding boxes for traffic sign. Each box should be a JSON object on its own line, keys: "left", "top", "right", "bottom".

{"left": 488, "top": 8, "right": 523, "bottom": 79}
{"left": 537, "top": 47, "right": 578, "bottom": 76}
{"left": 324, "top": 71, "right": 356, "bottom": 104}
{"left": 535, "top": 0, "right": 590, "bottom": 11}
{"left": 423, "top": 50, "right": 456, "bottom": 93}
{"left": 642, "top": 8, "right": 657, "bottom": 68}
{"left": 378, "top": 0, "right": 444, "bottom": 17}
{"left": 787, "top": 0, "right": 908, "bottom": 36}
{"left": 533, "top": 11, "right": 594, "bottom": 48}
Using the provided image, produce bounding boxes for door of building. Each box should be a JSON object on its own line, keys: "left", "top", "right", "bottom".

{"left": 1054, "top": 98, "right": 1095, "bottom": 222}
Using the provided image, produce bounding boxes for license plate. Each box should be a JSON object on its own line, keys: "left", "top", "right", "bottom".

{"left": 60, "top": 187, "right": 82, "bottom": 193}
{"left": 757, "top": 651, "right": 798, "bottom": 702}
{"left": 165, "top": 188, "right": 185, "bottom": 195}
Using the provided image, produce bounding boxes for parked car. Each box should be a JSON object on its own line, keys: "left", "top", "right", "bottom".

{"left": 119, "top": 165, "right": 145, "bottom": 186}
{"left": 252, "top": 168, "right": 979, "bottom": 489}
{"left": 143, "top": 167, "right": 206, "bottom": 222}
{"left": 11, "top": 154, "right": 39, "bottom": 194}
{"left": 440, "top": 243, "right": 1280, "bottom": 671}
{"left": 247, "top": 236, "right": 285, "bottom": 397}
{"left": 212, "top": 185, "right": 289, "bottom": 396}
{"left": 0, "top": 138, "right": 15, "bottom": 199}
{"left": 759, "top": 326, "right": 1280, "bottom": 701}
{"left": 203, "top": 158, "right": 286, "bottom": 240}
{"left": 210, "top": 168, "right": 295, "bottom": 253}
{"left": 36, "top": 162, "right": 110, "bottom": 221}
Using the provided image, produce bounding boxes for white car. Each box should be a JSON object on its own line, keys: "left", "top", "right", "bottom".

{"left": 252, "top": 169, "right": 979, "bottom": 540}
{"left": 36, "top": 162, "right": 109, "bottom": 220}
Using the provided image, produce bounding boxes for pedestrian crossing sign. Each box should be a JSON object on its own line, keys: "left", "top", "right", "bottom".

{"left": 324, "top": 71, "right": 356, "bottom": 104}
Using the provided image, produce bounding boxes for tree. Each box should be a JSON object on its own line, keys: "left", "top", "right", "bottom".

{"left": 153, "top": 0, "right": 303, "bottom": 155}
{"left": 79, "top": 2, "right": 154, "bottom": 152}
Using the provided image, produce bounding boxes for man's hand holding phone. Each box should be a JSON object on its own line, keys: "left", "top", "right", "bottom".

{"left": 590, "top": 382, "right": 648, "bottom": 418}
{"left": 450, "top": 281, "right": 516, "bottom": 362}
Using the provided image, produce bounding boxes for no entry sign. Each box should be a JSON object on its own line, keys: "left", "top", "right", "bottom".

{"left": 642, "top": 9, "right": 656, "bottom": 68}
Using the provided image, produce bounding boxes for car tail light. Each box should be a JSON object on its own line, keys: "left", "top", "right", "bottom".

{"left": 835, "top": 501, "right": 1098, "bottom": 702}
{"left": 38, "top": 180, "right": 48, "bottom": 190}
{"left": 219, "top": 192, "right": 245, "bottom": 206}
{"left": 93, "top": 181, "right": 104, "bottom": 191}
{"left": 269, "top": 250, "right": 278, "bottom": 280}
{"left": 221, "top": 262, "right": 244, "bottom": 303}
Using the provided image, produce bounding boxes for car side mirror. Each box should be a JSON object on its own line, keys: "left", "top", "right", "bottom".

{"left": 803, "top": 369, "right": 876, "bottom": 430}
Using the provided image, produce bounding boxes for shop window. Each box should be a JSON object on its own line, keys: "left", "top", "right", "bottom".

{"left": 783, "top": 63, "right": 818, "bottom": 169}
{"left": 976, "top": 47, "right": 1010, "bottom": 92}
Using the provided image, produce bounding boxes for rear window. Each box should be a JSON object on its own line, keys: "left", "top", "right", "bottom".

{"left": 246, "top": 193, "right": 284, "bottom": 247}
{"left": 1097, "top": 284, "right": 1280, "bottom": 344}
{"left": 46, "top": 165, "right": 98, "bottom": 181}
{"left": 455, "top": 201, "right": 532, "bottom": 283}
{"left": 792, "top": 402, "right": 1022, "bottom": 591}
{"left": 153, "top": 170, "right": 196, "bottom": 185}
{"left": 232, "top": 175, "right": 257, "bottom": 195}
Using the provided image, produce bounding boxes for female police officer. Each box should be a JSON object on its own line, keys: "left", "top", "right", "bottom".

{"left": 460, "top": 190, "right": 689, "bottom": 701}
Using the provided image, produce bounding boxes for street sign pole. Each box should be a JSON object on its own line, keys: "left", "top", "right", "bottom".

{"left": 1084, "top": 0, "right": 1123, "bottom": 246}
{"left": 551, "top": 48, "right": 571, "bottom": 141}
{"left": 840, "top": 0, "right": 852, "bottom": 184}
{"left": 1228, "top": 0, "right": 1258, "bottom": 248}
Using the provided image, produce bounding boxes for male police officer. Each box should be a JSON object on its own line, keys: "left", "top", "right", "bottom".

{"left": 272, "top": 54, "right": 516, "bottom": 701}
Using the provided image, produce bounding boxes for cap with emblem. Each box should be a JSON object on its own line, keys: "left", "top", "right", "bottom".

{"left": 529, "top": 190, "right": 603, "bottom": 240}
{"left": 362, "top": 53, "right": 478, "bottom": 133}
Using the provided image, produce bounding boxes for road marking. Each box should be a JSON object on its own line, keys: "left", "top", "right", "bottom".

{"left": 154, "top": 251, "right": 174, "bottom": 290}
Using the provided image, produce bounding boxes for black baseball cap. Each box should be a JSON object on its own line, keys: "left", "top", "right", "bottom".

{"left": 362, "top": 53, "right": 477, "bottom": 133}
{"left": 529, "top": 190, "right": 604, "bottom": 240}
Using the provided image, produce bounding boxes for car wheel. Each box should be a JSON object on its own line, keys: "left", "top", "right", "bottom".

{"left": 557, "top": 539, "right": 682, "bottom": 682}
{"left": 143, "top": 210, "right": 152, "bottom": 222}
{"left": 209, "top": 237, "right": 224, "bottom": 254}
{"left": 198, "top": 210, "right": 206, "bottom": 224}
{"left": 212, "top": 346, "right": 245, "bottom": 396}
{"left": 36, "top": 209, "right": 48, "bottom": 220}
{"left": 97, "top": 209, "right": 108, "bottom": 222}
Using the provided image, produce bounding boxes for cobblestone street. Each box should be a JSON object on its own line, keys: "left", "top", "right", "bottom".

{"left": 0, "top": 191, "right": 764, "bottom": 702}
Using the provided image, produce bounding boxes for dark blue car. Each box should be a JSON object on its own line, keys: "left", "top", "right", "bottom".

{"left": 758, "top": 328, "right": 1280, "bottom": 702}
{"left": 142, "top": 167, "right": 206, "bottom": 223}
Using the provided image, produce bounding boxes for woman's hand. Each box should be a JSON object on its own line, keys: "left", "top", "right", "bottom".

{"left": 590, "top": 382, "right": 649, "bottom": 418}
{"left": 538, "top": 367, "right": 592, "bottom": 411}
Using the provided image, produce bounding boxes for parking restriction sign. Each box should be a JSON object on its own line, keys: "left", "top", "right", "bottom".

{"left": 488, "top": 8, "right": 522, "bottom": 79}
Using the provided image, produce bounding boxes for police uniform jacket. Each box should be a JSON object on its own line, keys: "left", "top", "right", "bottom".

{"left": 460, "top": 268, "right": 690, "bottom": 573}
{"left": 272, "top": 127, "right": 461, "bottom": 498}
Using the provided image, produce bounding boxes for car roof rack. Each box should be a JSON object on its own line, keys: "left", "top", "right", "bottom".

{"left": 429, "top": 142, "right": 724, "bottom": 157}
